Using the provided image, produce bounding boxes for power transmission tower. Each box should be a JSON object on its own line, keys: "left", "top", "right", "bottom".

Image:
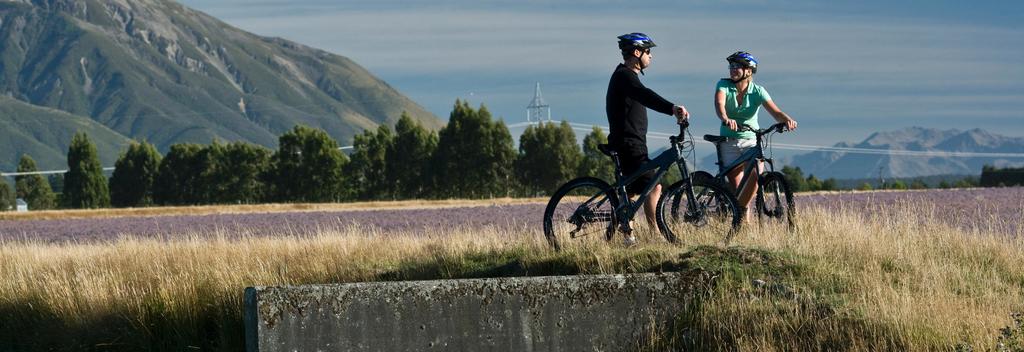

{"left": 526, "top": 82, "right": 551, "bottom": 122}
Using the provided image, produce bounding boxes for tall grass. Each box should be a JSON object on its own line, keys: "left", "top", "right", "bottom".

{"left": 0, "top": 202, "right": 1021, "bottom": 351}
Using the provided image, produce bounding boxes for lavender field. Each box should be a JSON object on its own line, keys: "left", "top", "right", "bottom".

{"left": 801, "top": 187, "right": 1024, "bottom": 235}
{"left": 0, "top": 187, "right": 1021, "bottom": 243}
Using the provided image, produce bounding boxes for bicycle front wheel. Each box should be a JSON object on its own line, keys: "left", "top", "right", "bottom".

{"left": 542, "top": 177, "right": 620, "bottom": 251}
{"left": 656, "top": 178, "right": 742, "bottom": 244}
{"left": 758, "top": 171, "right": 796, "bottom": 230}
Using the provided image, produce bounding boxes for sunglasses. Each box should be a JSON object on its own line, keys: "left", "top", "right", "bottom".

{"left": 729, "top": 63, "right": 746, "bottom": 70}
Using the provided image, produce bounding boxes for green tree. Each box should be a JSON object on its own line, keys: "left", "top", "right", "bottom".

{"left": 858, "top": 182, "right": 873, "bottom": 191}
{"left": 980, "top": 165, "right": 1024, "bottom": 187}
{"left": 110, "top": 141, "right": 162, "bottom": 207}
{"left": 781, "top": 166, "right": 807, "bottom": 192}
{"left": 15, "top": 154, "right": 57, "bottom": 210}
{"left": 909, "top": 179, "right": 928, "bottom": 190}
{"left": 821, "top": 178, "right": 838, "bottom": 191}
{"left": 346, "top": 125, "right": 395, "bottom": 200}
{"left": 386, "top": 113, "right": 438, "bottom": 199}
{"left": 63, "top": 132, "right": 110, "bottom": 208}
{"left": 578, "top": 126, "right": 615, "bottom": 181}
{"left": 515, "top": 121, "right": 582, "bottom": 195}
{"left": 432, "top": 100, "right": 516, "bottom": 198}
{"left": 48, "top": 174, "right": 64, "bottom": 205}
{"left": 200, "top": 141, "right": 272, "bottom": 204}
{"left": 889, "top": 180, "right": 908, "bottom": 190}
{"left": 805, "top": 174, "right": 823, "bottom": 192}
{"left": 265, "top": 125, "right": 349, "bottom": 202}
{"left": 0, "top": 181, "right": 13, "bottom": 211}
{"left": 153, "top": 143, "right": 205, "bottom": 205}
{"left": 953, "top": 176, "right": 978, "bottom": 188}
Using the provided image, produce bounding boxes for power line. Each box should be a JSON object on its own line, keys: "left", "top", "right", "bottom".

{"left": 509, "top": 120, "right": 1024, "bottom": 159}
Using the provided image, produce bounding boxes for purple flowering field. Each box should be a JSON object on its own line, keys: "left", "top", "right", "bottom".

{"left": 0, "top": 187, "right": 1020, "bottom": 244}
{"left": 800, "top": 187, "right": 1023, "bottom": 235}
{"left": 0, "top": 205, "right": 543, "bottom": 244}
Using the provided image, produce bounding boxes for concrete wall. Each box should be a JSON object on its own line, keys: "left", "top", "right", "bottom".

{"left": 245, "top": 272, "right": 699, "bottom": 352}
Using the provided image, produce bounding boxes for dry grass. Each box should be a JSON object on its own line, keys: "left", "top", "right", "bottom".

{"left": 0, "top": 197, "right": 548, "bottom": 221}
{"left": 659, "top": 204, "right": 1024, "bottom": 351}
{"left": 0, "top": 203, "right": 1021, "bottom": 351}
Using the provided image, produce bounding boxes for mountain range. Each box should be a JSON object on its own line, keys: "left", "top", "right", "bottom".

{"left": 0, "top": 0, "right": 441, "bottom": 171}
{"left": 774, "top": 127, "right": 1024, "bottom": 179}
{"left": 696, "top": 127, "right": 1024, "bottom": 179}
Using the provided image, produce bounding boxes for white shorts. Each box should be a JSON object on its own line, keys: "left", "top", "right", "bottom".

{"left": 717, "top": 138, "right": 756, "bottom": 168}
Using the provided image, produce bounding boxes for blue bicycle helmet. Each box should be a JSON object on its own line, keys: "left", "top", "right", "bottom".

{"left": 726, "top": 51, "right": 758, "bottom": 74}
{"left": 617, "top": 33, "right": 657, "bottom": 51}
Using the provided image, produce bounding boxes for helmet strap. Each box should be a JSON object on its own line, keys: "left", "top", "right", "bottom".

{"left": 636, "top": 49, "right": 646, "bottom": 75}
{"left": 730, "top": 70, "right": 751, "bottom": 83}
{"left": 626, "top": 50, "right": 645, "bottom": 75}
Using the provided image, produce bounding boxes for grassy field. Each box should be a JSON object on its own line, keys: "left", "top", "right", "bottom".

{"left": 0, "top": 200, "right": 1022, "bottom": 351}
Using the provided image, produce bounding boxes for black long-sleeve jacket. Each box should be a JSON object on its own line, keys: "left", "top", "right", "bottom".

{"left": 605, "top": 64, "right": 675, "bottom": 153}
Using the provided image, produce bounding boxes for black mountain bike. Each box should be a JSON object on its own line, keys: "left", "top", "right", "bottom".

{"left": 695, "top": 122, "right": 796, "bottom": 229}
{"left": 542, "top": 121, "right": 742, "bottom": 251}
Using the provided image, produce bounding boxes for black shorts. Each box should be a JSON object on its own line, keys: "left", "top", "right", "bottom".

{"left": 619, "top": 147, "right": 655, "bottom": 195}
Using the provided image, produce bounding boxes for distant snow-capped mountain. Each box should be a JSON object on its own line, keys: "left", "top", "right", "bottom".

{"left": 787, "top": 127, "right": 1024, "bottom": 179}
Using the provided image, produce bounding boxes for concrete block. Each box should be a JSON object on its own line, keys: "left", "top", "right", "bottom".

{"left": 245, "top": 272, "right": 699, "bottom": 351}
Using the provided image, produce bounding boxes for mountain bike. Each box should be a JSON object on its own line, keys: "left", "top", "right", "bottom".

{"left": 542, "top": 121, "right": 742, "bottom": 251}
{"left": 694, "top": 122, "right": 796, "bottom": 230}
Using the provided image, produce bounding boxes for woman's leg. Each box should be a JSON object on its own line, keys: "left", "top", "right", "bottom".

{"left": 729, "top": 162, "right": 757, "bottom": 221}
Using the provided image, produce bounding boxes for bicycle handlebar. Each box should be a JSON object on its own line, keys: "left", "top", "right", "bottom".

{"left": 737, "top": 122, "right": 788, "bottom": 137}
{"left": 669, "top": 120, "right": 690, "bottom": 145}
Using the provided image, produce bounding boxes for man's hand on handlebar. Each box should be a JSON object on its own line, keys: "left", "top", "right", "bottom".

{"left": 673, "top": 105, "right": 690, "bottom": 123}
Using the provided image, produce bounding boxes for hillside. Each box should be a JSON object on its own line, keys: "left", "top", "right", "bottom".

{"left": 0, "top": 0, "right": 440, "bottom": 170}
{"left": 0, "top": 96, "right": 129, "bottom": 170}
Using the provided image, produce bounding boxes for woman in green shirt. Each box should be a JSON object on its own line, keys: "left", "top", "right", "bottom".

{"left": 714, "top": 51, "right": 798, "bottom": 220}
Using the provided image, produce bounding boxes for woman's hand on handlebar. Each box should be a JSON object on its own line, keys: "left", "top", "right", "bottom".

{"left": 722, "top": 118, "right": 738, "bottom": 131}
{"left": 783, "top": 118, "right": 798, "bottom": 131}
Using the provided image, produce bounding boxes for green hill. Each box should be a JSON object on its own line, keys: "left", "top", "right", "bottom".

{"left": 0, "top": 96, "right": 130, "bottom": 171}
{"left": 0, "top": 0, "right": 441, "bottom": 170}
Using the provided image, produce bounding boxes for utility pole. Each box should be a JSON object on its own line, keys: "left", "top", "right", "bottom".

{"left": 878, "top": 166, "right": 886, "bottom": 189}
{"left": 526, "top": 82, "right": 551, "bottom": 123}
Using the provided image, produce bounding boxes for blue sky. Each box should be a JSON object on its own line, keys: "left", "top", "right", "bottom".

{"left": 178, "top": 0, "right": 1024, "bottom": 150}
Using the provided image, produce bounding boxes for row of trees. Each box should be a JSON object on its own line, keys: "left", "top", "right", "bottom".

{"left": 6, "top": 99, "right": 1003, "bottom": 210}
{"left": 779, "top": 166, "right": 980, "bottom": 192}
{"left": 2, "top": 100, "right": 618, "bottom": 210}
{"left": 980, "top": 165, "right": 1024, "bottom": 187}
{"left": 780, "top": 166, "right": 840, "bottom": 192}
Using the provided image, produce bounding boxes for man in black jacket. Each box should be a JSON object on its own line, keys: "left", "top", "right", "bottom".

{"left": 606, "top": 32, "right": 689, "bottom": 245}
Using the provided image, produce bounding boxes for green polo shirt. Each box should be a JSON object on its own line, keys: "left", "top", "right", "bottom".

{"left": 717, "top": 79, "right": 772, "bottom": 139}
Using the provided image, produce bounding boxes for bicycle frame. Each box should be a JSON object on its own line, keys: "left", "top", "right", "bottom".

{"left": 710, "top": 123, "right": 785, "bottom": 211}
{"left": 714, "top": 141, "right": 774, "bottom": 193}
{"left": 609, "top": 126, "right": 698, "bottom": 233}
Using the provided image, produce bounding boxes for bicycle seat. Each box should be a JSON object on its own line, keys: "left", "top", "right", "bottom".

{"left": 703, "top": 135, "right": 728, "bottom": 143}
{"left": 597, "top": 144, "right": 617, "bottom": 157}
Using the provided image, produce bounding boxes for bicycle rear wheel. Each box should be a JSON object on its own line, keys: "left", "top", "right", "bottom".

{"left": 543, "top": 177, "right": 619, "bottom": 251}
{"left": 758, "top": 172, "right": 796, "bottom": 230}
{"left": 656, "top": 178, "right": 742, "bottom": 244}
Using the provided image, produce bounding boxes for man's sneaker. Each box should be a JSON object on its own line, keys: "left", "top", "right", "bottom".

{"left": 623, "top": 235, "right": 638, "bottom": 247}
